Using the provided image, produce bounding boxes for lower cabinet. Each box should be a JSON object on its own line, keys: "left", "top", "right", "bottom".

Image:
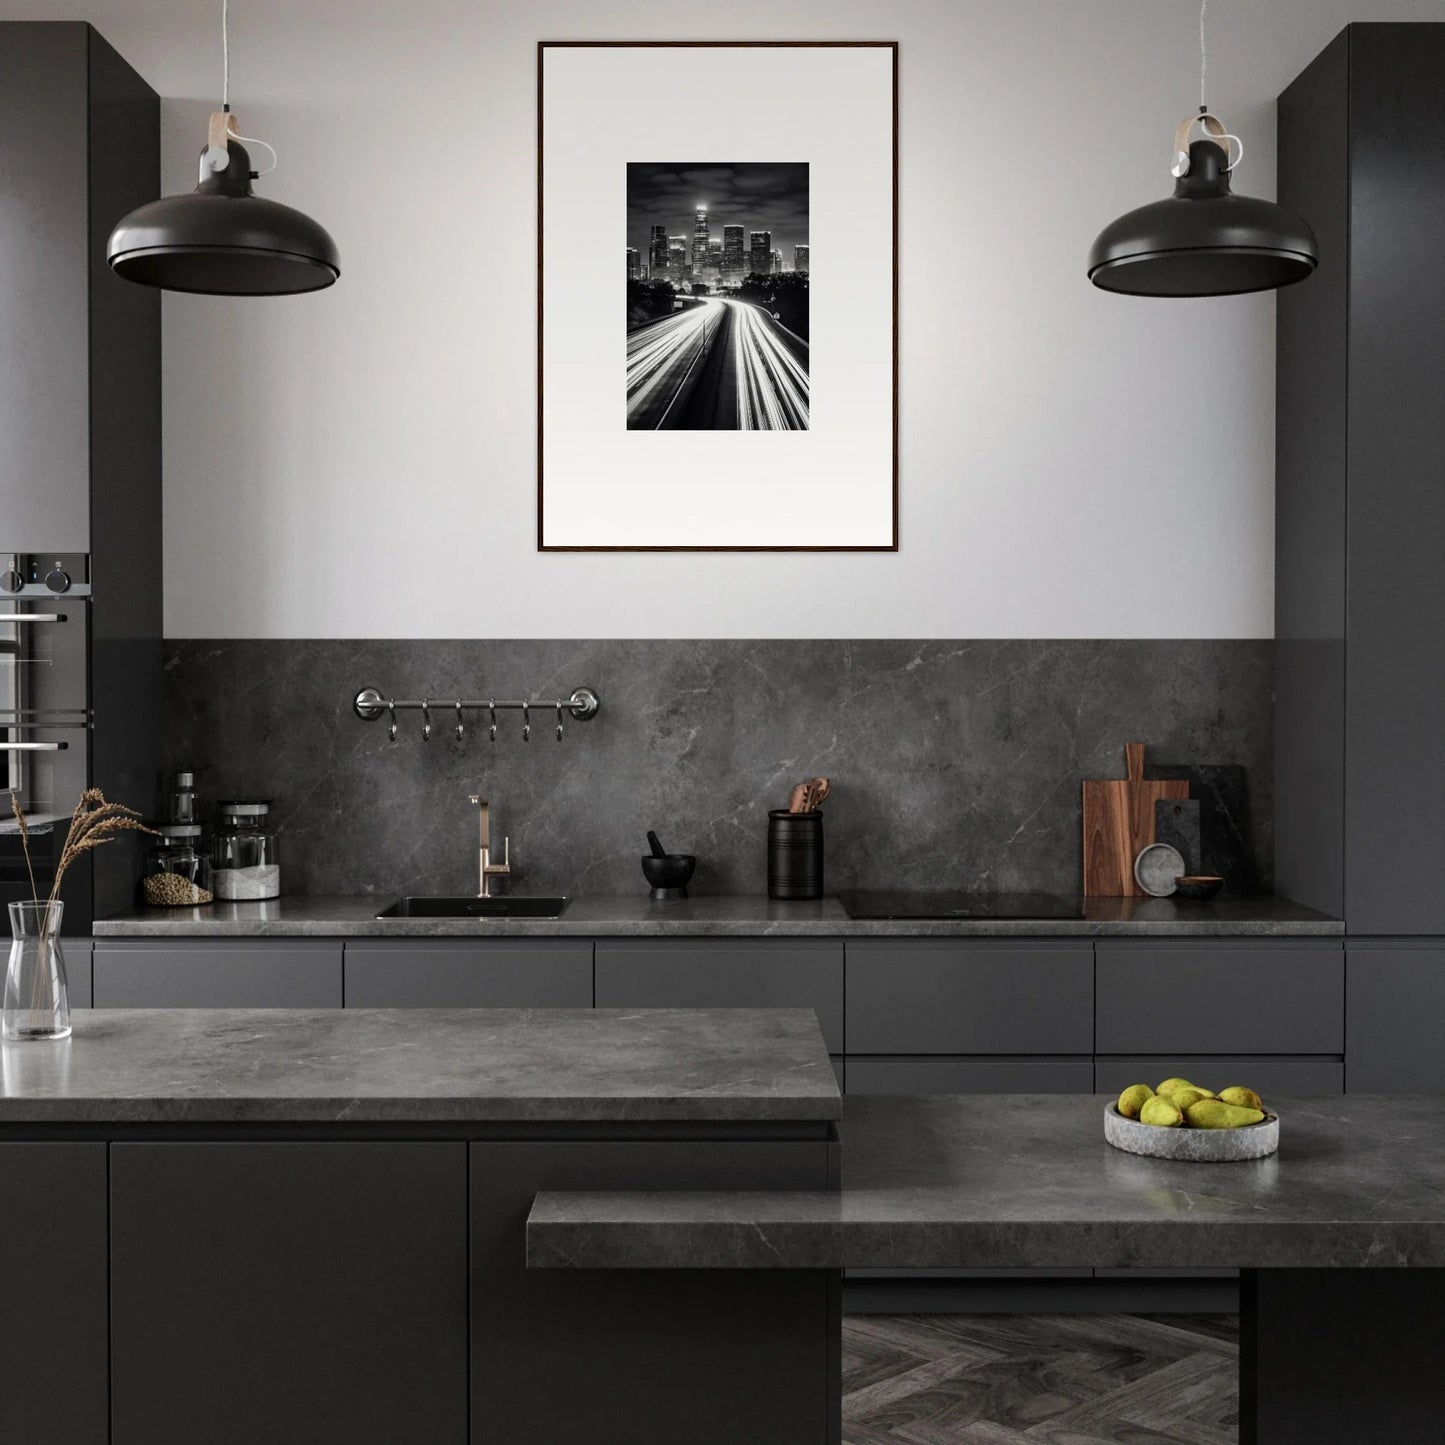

{"left": 94, "top": 940, "right": 343, "bottom": 1007}
{"left": 1095, "top": 1055, "right": 1344, "bottom": 1096}
{"left": 595, "top": 940, "right": 845, "bottom": 1053}
{"left": 1346, "top": 943, "right": 1445, "bottom": 1091}
{"left": 0, "top": 1144, "right": 108, "bottom": 1445}
{"left": 846, "top": 1057, "right": 1094, "bottom": 1094}
{"left": 109, "top": 1142, "right": 468, "bottom": 1445}
{"left": 344, "top": 940, "right": 592, "bottom": 1008}
{"left": 470, "top": 1139, "right": 835, "bottom": 1445}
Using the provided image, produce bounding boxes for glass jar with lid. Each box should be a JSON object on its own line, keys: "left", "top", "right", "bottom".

{"left": 211, "top": 800, "right": 281, "bottom": 901}
{"left": 142, "top": 825, "right": 214, "bottom": 907}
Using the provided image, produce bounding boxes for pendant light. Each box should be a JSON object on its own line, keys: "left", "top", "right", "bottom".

{"left": 107, "top": 0, "right": 338, "bottom": 296}
{"left": 1087, "top": 0, "right": 1316, "bottom": 297}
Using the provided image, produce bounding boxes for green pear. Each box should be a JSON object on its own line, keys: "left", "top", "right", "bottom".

{"left": 1185, "top": 1099, "right": 1266, "bottom": 1129}
{"left": 1117, "top": 1084, "right": 1154, "bottom": 1119}
{"left": 1218, "top": 1086, "right": 1264, "bottom": 1112}
{"left": 1140, "top": 1096, "right": 1185, "bottom": 1127}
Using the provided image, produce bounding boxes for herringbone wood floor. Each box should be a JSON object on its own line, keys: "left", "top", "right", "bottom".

{"left": 842, "top": 1314, "right": 1239, "bottom": 1444}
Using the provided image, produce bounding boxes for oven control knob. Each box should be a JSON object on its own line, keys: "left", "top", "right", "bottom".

{"left": 0, "top": 569, "right": 21, "bottom": 594}
{"left": 44, "top": 568, "right": 71, "bottom": 594}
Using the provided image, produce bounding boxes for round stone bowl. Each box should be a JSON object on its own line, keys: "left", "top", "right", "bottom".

{"left": 1104, "top": 1103, "right": 1280, "bottom": 1161}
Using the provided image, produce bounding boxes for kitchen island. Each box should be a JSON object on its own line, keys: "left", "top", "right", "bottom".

{"left": 533, "top": 1093, "right": 1445, "bottom": 1445}
{"left": 0, "top": 1007, "right": 841, "bottom": 1445}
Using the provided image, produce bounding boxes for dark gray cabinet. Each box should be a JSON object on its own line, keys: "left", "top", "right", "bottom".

{"left": 344, "top": 940, "right": 592, "bottom": 1008}
{"left": 847, "top": 1058, "right": 1094, "bottom": 1094}
{"left": 1277, "top": 25, "right": 1445, "bottom": 935}
{"left": 1095, "top": 1056, "right": 1344, "bottom": 1097}
{"left": 595, "top": 940, "right": 844, "bottom": 1053}
{"left": 0, "top": 1144, "right": 108, "bottom": 1445}
{"left": 1346, "top": 945, "right": 1445, "bottom": 1092}
{"left": 94, "top": 940, "right": 343, "bottom": 1007}
{"left": 64, "top": 938, "right": 92, "bottom": 1008}
{"left": 846, "top": 940, "right": 1093, "bottom": 1055}
{"left": 470, "top": 1140, "right": 834, "bottom": 1445}
{"left": 110, "top": 1142, "right": 468, "bottom": 1445}
{"left": 1095, "top": 942, "right": 1343, "bottom": 1055}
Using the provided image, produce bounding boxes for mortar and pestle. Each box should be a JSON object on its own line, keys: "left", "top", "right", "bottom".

{"left": 642, "top": 830, "right": 696, "bottom": 901}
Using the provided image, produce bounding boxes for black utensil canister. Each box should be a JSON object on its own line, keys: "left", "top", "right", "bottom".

{"left": 768, "top": 809, "right": 824, "bottom": 900}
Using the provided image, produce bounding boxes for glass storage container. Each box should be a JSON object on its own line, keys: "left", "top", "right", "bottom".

{"left": 142, "top": 825, "right": 214, "bottom": 907}
{"left": 211, "top": 800, "right": 281, "bottom": 901}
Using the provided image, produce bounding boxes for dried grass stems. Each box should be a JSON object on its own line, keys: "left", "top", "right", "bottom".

{"left": 11, "top": 788, "right": 157, "bottom": 948}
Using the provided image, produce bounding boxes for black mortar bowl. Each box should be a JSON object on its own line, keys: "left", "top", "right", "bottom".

{"left": 642, "top": 854, "right": 696, "bottom": 900}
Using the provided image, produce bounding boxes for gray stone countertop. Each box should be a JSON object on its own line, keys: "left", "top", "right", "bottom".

{"left": 92, "top": 893, "right": 1343, "bottom": 938}
{"left": 0, "top": 1008, "right": 840, "bottom": 1125}
{"left": 528, "top": 1093, "right": 1445, "bottom": 1270}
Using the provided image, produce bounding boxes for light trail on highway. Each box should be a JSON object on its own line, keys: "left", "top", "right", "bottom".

{"left": 626, "top": 300, "right": 719, "bottom": 426}
{"left": 730, "top": 301, "right": 809, "bottom": 431}
{"left": 624, "top": 296, "right": 809, "bottom": 430}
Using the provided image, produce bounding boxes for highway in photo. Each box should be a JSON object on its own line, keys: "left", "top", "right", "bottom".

{"left": 625, "top": 298, "right": 810, "bottom": 431}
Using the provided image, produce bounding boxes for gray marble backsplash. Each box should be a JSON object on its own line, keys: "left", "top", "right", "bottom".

{"left": 160, "top": 641, "right": 1272, "bottom": 900}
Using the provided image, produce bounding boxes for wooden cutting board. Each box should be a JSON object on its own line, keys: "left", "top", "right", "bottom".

{"left": 1082, "top": 743, "right": 1189, "bottom": 896}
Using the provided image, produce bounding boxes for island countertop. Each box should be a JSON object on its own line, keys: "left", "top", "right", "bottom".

{"left": 91, "top": 893, "right": 1343, "bottom": 938}
{"left": 0, "top": 1008, "right": 841, "bottom": 1125}
{"left": 529, "top": 1093, "right": 1445, "bottom": 1270}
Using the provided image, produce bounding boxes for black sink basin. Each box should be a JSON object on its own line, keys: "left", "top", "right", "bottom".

{"left": 376, "top": 896, "right": 569, "bottom": 919}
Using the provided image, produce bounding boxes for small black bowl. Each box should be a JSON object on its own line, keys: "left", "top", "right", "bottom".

{"left": 642, "top": 854, "right": 696, "bottom": 900}
{"left": 1173, "top": 875, "right": 1225, "bottom": 901}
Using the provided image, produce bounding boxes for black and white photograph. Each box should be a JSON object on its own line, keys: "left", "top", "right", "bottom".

{"left": 626, "top": 162, "right": 809, "bottom": 430}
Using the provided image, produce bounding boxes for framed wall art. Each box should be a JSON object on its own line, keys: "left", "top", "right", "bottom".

{"left": 538, "top": 41, "right": 898, "bottom": 551}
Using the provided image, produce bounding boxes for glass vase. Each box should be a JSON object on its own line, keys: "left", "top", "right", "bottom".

{"left": 4, "top": 901, "right": 71, "bottom": 1042}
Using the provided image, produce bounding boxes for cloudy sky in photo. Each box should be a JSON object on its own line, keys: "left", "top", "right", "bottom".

{"left": 627, "top": 162, "right": 809, "bottom": 263}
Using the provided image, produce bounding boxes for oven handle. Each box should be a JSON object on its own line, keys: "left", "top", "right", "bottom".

{"left": 0, "top": 614, "right": 67, "bottom": 625}
{"left": 0, "top": 741, "right": 68, "bottom": 751}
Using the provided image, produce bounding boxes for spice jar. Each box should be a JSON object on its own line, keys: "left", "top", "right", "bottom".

{"left": 142, "top": 825, "right": 214, "bottom": 907}
{"left": 211, "top": 800, "right": 281, "bottom": 901}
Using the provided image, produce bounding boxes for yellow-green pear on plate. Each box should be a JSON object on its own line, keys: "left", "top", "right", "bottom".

{"left": 1185, "top": 1099, "right": 1266, "bottom": 1129}
{"left": 1140, "top": 1096, "right": 1185, "bottom": 1128}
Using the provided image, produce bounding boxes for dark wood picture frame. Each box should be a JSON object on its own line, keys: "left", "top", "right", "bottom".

{"left": 537, "top": 40, "right": 899, "bottom": 552}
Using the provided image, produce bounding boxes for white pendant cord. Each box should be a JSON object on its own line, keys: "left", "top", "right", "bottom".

{"left": 1199, "top": 0, "right": 1207, "bottom": 112}
{"left": 207, "top": 0, "right": 278, "bottom": 177}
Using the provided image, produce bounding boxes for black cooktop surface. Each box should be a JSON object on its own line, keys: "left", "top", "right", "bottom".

{"left": 837, "top": 891, "right": 1086, "bottom": 921}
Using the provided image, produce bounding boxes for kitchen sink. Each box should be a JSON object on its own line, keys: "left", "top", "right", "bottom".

{"left": 376, "top": 896, "right": 570, "bottom": 919}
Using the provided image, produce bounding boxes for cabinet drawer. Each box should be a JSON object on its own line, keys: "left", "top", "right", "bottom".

{"left": 1346, "top": 946, "right": 1445, "bottom": 1092}
{"left": 845, "top": 941, "right": 1093, "bottom": 1055}
{"left": 93, "top": 941, "right": 342, "bottom": 1008}
{"left": 845, "top": 1057, "right": 1094, "bottom": 1095}
{"left": 594, "top": 941, "right": 843, "bottom": 1053}
{"left": 1096, "top": 942, "right": 1343, "bottom": 1054}
{"left": 1095, "top": 1055, "right": 1344, "bottom": 1097}
{"left": 344, "top": 941, "right": 592, "bottom": 1008}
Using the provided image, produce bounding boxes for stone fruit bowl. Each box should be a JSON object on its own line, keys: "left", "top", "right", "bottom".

{"left": 1105, "top": 1103, "right": 1279, "bottom": 1161}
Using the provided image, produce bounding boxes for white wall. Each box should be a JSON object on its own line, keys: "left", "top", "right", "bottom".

{"left": 4, "top": 0, "right": 1442, "bottom": 638}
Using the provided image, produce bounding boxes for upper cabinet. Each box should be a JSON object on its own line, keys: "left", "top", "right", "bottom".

{"left": 1276, "top": 24, "right": 1445, "bottom": 936}
{"left": 0, "top": 23, "right": 158, "bottom": 553}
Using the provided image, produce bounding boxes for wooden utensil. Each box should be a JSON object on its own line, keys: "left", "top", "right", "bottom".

{"left": 1082, "top": 743, "right": 1189, "bottom": 896}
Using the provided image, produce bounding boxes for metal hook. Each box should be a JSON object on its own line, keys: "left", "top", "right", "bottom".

{"left": 556, "top": 702, "right": 564, "bottom": 742}
{"left": 387, "top": 698, "right": 398, "bottom": 743}
{"left": 421, "top": 699, "right": 432, "bottom": 741}
{"left": 488, "top": 701, "right": 497, "bottom": 743}
{"left": 521, "top": 701, "right": 530, "bottom": 743}
{"left": 455, "top": 700, "right": 465, "bottom": 741}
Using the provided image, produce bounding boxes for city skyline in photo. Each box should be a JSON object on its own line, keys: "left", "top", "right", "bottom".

{"left": 626, "top": 162, "right": 809, "bottom": 277}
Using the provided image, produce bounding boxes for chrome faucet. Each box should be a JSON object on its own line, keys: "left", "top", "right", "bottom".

{"left": 467, "top": 795, "right": 511, "bottom": 897}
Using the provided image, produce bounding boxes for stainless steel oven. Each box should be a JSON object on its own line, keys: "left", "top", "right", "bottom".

{"left": 0, "top": 555, "right": 91, "bottom": 916}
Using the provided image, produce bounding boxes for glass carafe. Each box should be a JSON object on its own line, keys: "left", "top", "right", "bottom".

{"left": 4, "top": 901, "right": 71, "bottom": 1041}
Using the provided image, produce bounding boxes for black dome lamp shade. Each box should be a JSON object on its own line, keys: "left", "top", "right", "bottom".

{"left": 107, "top": 2, "right": 338, "bottom": 296}
{"left": 1087, "top": 0, "right": 1316, "bottom": 298}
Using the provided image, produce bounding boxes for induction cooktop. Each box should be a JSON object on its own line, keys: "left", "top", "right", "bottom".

{"left": 837, "top": 891, "right": 1086, "bottom": 921}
